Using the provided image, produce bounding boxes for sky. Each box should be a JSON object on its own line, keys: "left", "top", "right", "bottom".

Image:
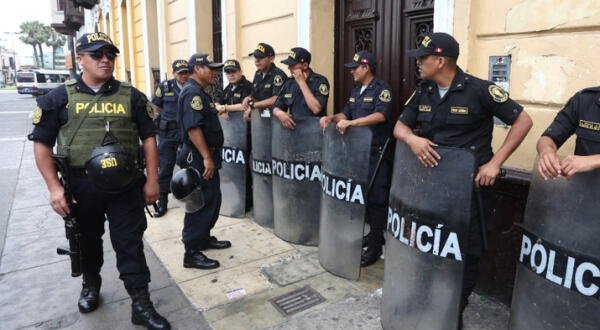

{"left": 0, "top": 0, "right": 56, "bottom": 57}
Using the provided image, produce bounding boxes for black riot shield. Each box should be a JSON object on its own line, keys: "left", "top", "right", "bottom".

{"left": 219, "top": 112, "right": 248, "bottom": 217}
{"left": 318, "top": 125, "right": 372, "bottom": 280}
{"left": 271, "top": 117, "right": 323, "bottom": 246}
{"left": 250, "top": 109, "right": 273, "bottom": 228}
{"left": 381, "top": 143, "right": 476, "bottom": 330}
{"left": 509, "top": 164, "right": 600, "bottom": 330}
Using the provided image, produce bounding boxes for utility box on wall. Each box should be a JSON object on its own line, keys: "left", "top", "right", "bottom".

{"left": 489, "top": 55, "right": 512, "bottom": 126}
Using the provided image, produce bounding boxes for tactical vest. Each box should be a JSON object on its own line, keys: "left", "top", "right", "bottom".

{"left": 57, "top": 80, "right": 140, "bottom": 168}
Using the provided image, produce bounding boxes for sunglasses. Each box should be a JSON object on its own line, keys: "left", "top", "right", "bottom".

{"left": 80, "top": 51, "right": 117, "bottom": 61}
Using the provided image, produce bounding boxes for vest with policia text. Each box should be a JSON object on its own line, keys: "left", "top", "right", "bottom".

{"left": 57, "top": 79, "right": 140, "bottom": 168}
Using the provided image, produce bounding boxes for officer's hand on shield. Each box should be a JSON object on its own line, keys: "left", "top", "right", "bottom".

{"left": 406, "top": 134, "right": 440, "bottom": 167}
{"left": 203, "top": 157, "right": 216, "bottom": 180}
{"left": 50, "top": 185, "right": 71, "bottom": 217}
{"left": 560, "top": 155, "right": 600, "bottom": 179}
{"left": 274, "top": 108, "right": 296, "bottom": 129}
{"left": 475, "top": 161, "right": 501, "bottom": 187}
{"left": 538, "top": 150, "right": 562, "bottom": 180}
{"left": 320, "top": 116, "right": 332, "bottom": 130}
{"left": 336, "top": 119, "right": 352, "bottom": 135}
{"left": 143, "top": 179, "right": 160, "bottom": 205}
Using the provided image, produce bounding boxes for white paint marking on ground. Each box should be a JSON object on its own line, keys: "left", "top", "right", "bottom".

{"left": 0, "top": 137, "right": 26, "bottom": 142}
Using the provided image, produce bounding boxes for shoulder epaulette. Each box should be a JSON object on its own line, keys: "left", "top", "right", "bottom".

{"left": 64, "top": 79, "right": 77, "bottom": 86}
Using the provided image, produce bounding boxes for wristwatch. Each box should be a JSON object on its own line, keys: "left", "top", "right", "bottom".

{"left": 248, "top": 100, "right": 255, "bottom": 109}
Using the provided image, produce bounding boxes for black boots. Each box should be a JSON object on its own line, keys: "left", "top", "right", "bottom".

{"left": 183, "top": 246, "right": 220, "bottom": 269}
{"left": 361, "top": 230, "right": 384, "bottom": 267}
{"left": 127, "top": 286, "right": 171, "bottom": 330}
{"left": 153, "top": 193, "right": 169, "bottom": 217}
{"left": 78, "top": 274, "right": 101, "bottom": 313}
{"left": 204, "top": 236, "right": 232, "bottom": 250}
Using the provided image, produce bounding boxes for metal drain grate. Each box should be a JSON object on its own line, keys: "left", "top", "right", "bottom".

{"left": 269, "top": 285, "right": 326, "bottom": 316}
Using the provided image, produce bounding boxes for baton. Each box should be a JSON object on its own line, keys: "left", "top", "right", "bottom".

{"left": 475, "top": 168, "right": 506, "bottom": 251}
{"left": 366, "top": 138, "right": 390, "bottom": 195}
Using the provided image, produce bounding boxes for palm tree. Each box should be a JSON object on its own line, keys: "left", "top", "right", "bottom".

{"left": 36, "top": 26, "right": 51, "bottom": 68}
{"left": 46, "top": 28, "right": 66, "bottom": 69}
{"left": 19, "top": 21, "right": 42, "bottom": 66}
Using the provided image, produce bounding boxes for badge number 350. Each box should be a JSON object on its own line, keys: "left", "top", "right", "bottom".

{"left": 101, "top": 157, "right": 118, "bottom": 169}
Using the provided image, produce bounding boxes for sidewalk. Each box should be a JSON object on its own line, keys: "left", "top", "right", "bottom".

{"left": 0, "top": 142, "right": 209, "bottom": 330}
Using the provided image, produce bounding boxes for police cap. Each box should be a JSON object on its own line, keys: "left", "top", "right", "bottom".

{"left": 248, "top": 43, "right": 275, "bottom": 58}
{"left": 76, "top": 32, "right": 120, "bottom": 54}
{"left": 407, "top": 32, "right": 459, "bottom": 58}
{"left": 344, "top": 50, "right": 377, "bottom": 69}
{"left": 172, "top": 59, "right": 190, "bottom": 73}
{"left": 188, "top": 53, "right": 223, "bottom": 69}
{"left": 281, "top": 47, "right": 311, "bottom": 65}
{"left": 223, "top": 59, "right": 241, "bottom": 72}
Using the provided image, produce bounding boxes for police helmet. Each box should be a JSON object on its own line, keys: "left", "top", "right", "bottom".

{"left": 171, "top": 168, "right": 205, "bottom": 213}
{"left": 85, "top": 143, "right": 138, "bottom": 194}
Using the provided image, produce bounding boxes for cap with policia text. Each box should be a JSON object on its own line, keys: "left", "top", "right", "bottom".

{"left": 75, "top": 32, "right": 120, "bottom": 53}
{"left": 188, "top": 53, "right": 224, "bottom": 69}
{"left": 344, "top": 50, "right": 377, "bottom": 68}
{"left": 281, "top": 47, "right": 311, "bottom": 65}
{"left": 407, "top": 32, "right": 459, "bottom": 58}
{"left": 248, "top": 43, "right": 275, "bottom": 58}
{"left": 172, "top": 59, "right": 189, "bottom": 73}
{"left": 223, "top": 59, "right": 241, "bottom": 72}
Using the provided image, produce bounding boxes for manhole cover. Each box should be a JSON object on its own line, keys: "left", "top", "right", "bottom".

{"left": 269, "top": 285, "right": 326, "bottom": 316}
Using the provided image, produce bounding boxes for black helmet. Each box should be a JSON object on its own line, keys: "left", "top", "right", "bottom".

{"left": 85, "top": 143, "right": 138, "bottom": 194}
{"left": 171, "top": 168, "right": 205, "bottom": 213}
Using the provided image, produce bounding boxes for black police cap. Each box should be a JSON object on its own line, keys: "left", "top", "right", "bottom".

{"left": 407, "top": 32, "right": 459, "bottom": 58}
{"left": 75, "top": 32, "right": 119, "bottom": 54}
{"left": 248, "top": 43, "right": 275, "bottom": 58}
{"left": 188, "top": 53, "right": 223, "bottom": 69}
{"left": 281, "top": 47, "right": 311, "bottom": 65}
{"left": 172, "top": 59, "right": 189, "bottom": 73}
{"left": 344, "top": 50, "right": 377, "bottom": 69}
{"left": 223, "top": 59, "right": 241, "bottom": 72}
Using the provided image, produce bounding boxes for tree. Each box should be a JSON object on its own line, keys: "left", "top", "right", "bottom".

{"left": 19, "top": 21, "right": 42, "bottom": 67}
{"left": 46, "top": 28, "right": 66, "bottom": 69}
{"left": 36, "top": 26, "right": 51, "bottom": 68}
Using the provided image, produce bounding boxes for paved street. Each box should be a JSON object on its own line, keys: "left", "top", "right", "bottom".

{"left": 0, "top": 92, "right": 209, "bottom": 330}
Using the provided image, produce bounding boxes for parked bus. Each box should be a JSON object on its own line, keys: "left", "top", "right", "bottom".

{"left": 16, "top": 69, "right": 71, "bottom": 96}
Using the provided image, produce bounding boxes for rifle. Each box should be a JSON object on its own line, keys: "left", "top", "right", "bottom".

{"left": 52, "top": 154, "right": 82, "bottom": 277}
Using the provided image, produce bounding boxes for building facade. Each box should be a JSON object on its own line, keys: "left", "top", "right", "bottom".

{"left": 94, "top": 0, "right": 600, "bottom": 172}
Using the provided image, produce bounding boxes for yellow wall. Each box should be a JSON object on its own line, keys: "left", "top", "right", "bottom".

{"left": 163, "top": 0, "right": 189, "bottom": 68}
{"left": 453, "top": 0, "right": 600, "bottom": 170}
{"left": 310, "top": 0, "right": 335, "bottom": 114}
{"left": 131, "top": 0, "right": 146, "bottom": 91}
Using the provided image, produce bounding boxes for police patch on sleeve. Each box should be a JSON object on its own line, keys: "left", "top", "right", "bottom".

{"left": 488, "top": 85, "right": 509, "bottom": 103}
{"left": 146, "top": 102, "right": 156, "bottom": 119}
{"left": 379, "top": 89, "right": 391, "bottom": 102}
{"left": 319, "top": 84, "right": 329, "bottom": 96}
{"left": 273, "top": 75, "right": 283, "bottom": 87}
{"left": 32, "top": 106, "right": 42, "bottom": 124}
{"left": 190, "top": 96, "right": 204, "bottom": 111}
{"left": 155, "top": 87, "right": 161, "bottom": 97}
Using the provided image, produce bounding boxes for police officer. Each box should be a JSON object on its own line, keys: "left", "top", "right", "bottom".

{"left": 177, "top": 53, "right": 231, "bottom": 269}
{"left": 393, "top": 33, "right": 533, "bottom": 325}
{"left": 151, "top": 59, "right": 190, "bottom": 217}
{"left": 273, "top": 47, "right": 329, "bottom": 128}
{"left": 319, "top": 50, "right": 392, "bottom": 267}
{"left": 537, "top": 87, "right": 600, "bottom": 179}
{"left": 242, "top": 43, "right": 288, "bottom": 120}
{"left": 29, "top": 32, "right": 170, "bottom": 329}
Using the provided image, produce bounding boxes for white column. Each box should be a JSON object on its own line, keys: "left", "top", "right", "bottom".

{"left": 433, "top": 0, "right": 455, "bottom": 34}
{"left": 297, "top": 0, "right": 310, "bottom": 49}
{"left": 188, "top": 0, "right": 197, "bottom": 54}
{"left": 221, "top": 0, "right": 227, "bottom": 87}
{"left": 125, "top": 0, "right": 136, "bottom": 86}
{"left": 156, "top": 0, "right": 167, "bottom": 80}
{"left": 141, "top": 0, "right": 152, "bottom": 96}
{"left": 117, "top": 0, "right": 127, "bottom": 80}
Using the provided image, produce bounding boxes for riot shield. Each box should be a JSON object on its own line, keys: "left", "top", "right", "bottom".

{"left": 271, "top": 117, "right": 323, "bottom": 246}
{"left": 250, "top": 109, "right": 273, "bottom": 228}
{"left": 318, "top": 125, "right": 372, "bottom": 280}
{"left": 509, "top": 164, "right": 600, "bottom": 330}
{"left": 219, "top": 112, "right": 248, "bottom": 217}
{"left": 381, "top": 143, "right": 475, "bottom": 330}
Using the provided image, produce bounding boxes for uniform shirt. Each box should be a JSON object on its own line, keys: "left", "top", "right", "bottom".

{"left": 217, "top": 76, "right": 253, "bottom": 105}
{"left": 250, "top": 64, "right": 287, "bottom": 103}
{"left": 151, "top": 78, "right": 182, "bottom": 121}
{"left": 341, "top": 77, "right": 393, "bottom": 146}
{"left": 28, "top": 75, "right": 156, "bottom": 148}
{"left": 542, "top": 87, "right": 600, "bottom": 156}
{"left": 399, "top": 67, "right": 523, "bottom": 166}
{"left": 177, "top": 78, "right": 224, "bottom": 149}
{"left": 273, "top": 70, "right": 329, "bottom": 118}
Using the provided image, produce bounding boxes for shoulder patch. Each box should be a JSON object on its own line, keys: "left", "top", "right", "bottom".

{"left": 319, "top": 83, "right": 329, "bottom": 96}
{"left": 379, "top": 89, "right": 391, "bottom": 102}
{"left": 32, "top": 106, "right": 43, "bottom": 124}
{"left": 155, "top": 87, "right": 162, "bottom": 97}
{"left": 488, "top": 85, "right": 508, "bottom": 103}
{"left": 64, "top": 79, "right": 77, "bottom": 86}
{"left": 146, "top": 102, "right": 156, "bottom": 119}
{"left": 273, "top": 75, "right": 283, "bottom": 87}
{"left": 190, "top": 96, "right": 204, "bottom": 111}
